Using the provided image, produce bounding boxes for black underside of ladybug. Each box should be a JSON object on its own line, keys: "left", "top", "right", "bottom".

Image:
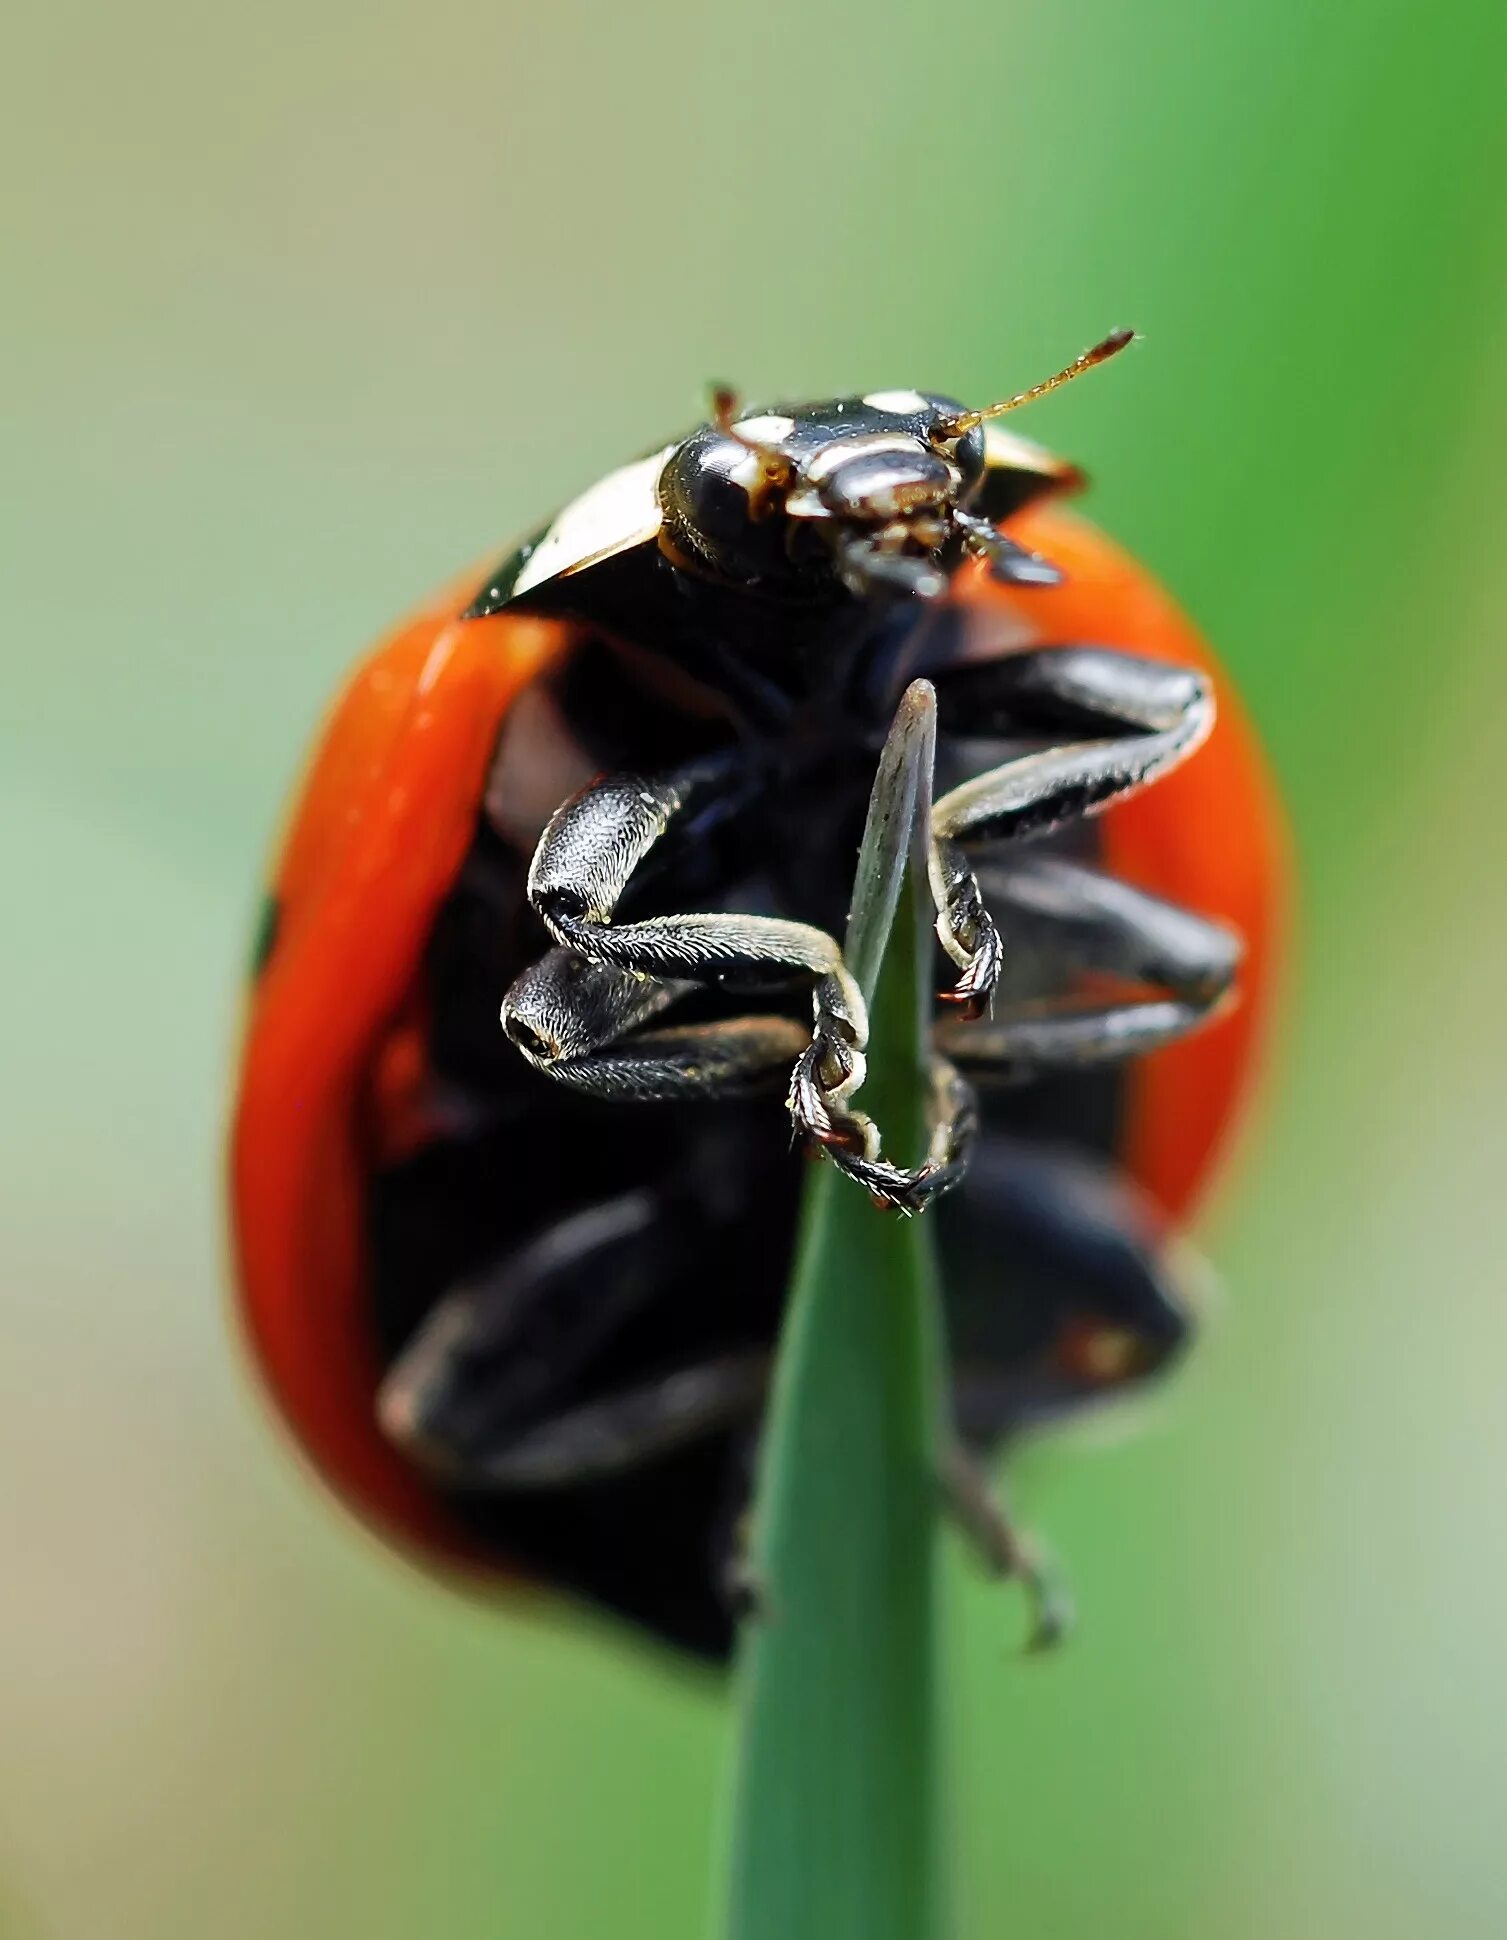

{"left": 366, "top": 619, "right": 1189, "bottom": 1659}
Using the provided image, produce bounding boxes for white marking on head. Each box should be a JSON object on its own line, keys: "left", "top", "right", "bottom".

{"left": 802, "top": 433, "right": 922, "bottom": 485}
{"left": 725, "top": 449, "right": 766, "bottom": 491}
{"left": 733, "top": 412, "right": 796, "bottom": 443}
{"left": 863, "top": 389, "right": 930, "bottom": 415}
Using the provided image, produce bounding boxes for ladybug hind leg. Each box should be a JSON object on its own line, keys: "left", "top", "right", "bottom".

{"left": 936, "top": 1132, "right": 1205, "bottom": 1650}
{"left": 416, "top": 1353, "right": 770, "bottom": 1492}
{"left": 378, "top": 1188, "right": 770, "bottom": 1490}
{"left": 937, "top": 1441, "right": 1074, "bottom": 1652}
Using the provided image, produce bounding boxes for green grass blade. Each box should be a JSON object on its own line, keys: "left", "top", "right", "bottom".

{"left": 721, "top": 684, "right": 947, "bottom": 1940}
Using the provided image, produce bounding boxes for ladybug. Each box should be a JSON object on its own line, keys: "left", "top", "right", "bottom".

{"left": 230, "top": 334, "right": 1284, "bottom": 1657}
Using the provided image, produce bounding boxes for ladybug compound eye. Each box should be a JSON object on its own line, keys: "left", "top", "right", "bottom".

{"left": 658, "top": 418, "right": 806, "bottom": 585}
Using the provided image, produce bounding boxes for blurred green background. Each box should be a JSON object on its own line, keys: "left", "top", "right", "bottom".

{"left": 6, "top": 0, "right": 1507, "bottom": 1934}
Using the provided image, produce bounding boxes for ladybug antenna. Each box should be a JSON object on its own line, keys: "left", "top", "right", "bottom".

{"left": 931, "top": 328, "right": 1137, "bottom": 440}
{"left": 709, "top": 384, "right": 796, "bottom": 492}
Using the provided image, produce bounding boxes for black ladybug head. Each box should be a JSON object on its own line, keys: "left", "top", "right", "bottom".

{"left": 657, "top": 390, "right": 988, "bottom": 601}
{"left": 656, "top": 333, "right": 1134, "bottom": 605}
{"left": 463, "top": 332, "right": 1132, "bottom": 627}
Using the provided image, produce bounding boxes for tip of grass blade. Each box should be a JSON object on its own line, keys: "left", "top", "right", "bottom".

{"left": 844, "top": 679, "right": 937, "bottom": 1004}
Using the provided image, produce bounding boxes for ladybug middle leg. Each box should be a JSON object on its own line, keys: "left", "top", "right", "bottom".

{"left": 936, "top": 853, "right": 1243, "bottom": 1080}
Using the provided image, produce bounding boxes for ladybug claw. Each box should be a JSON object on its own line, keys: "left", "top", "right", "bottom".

{"left": 723, "top": 1555, "right": 775, "bottom": 1628}
{"left": 937, "top": 985, "right": 991, "bottom": 1024}
{"left": 1019, "top": 1565, "right": 1075, "bottom": 1656}
{"left": 802, "top": 1058, "right": 977, "bottom": 1215}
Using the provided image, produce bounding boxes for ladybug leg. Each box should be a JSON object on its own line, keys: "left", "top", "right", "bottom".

{"left": 379, "top": 1188, "right": 671, "bottom": 1474}
{"left": 925, "top": 648, "right": 1214, "bottom": 1013}
{"left": 408, "top": 1353, "right": 770, "bottom": 1491}
{"left": 935, "top": 1132, "right": 1202, "bottom": 1648}
{"left": 934, "top": 855, "right": 1241, "bottom": 1079}
{"left": 780, "top": 673, "right": 978, "bottom": 1212}
{"left": 938, "top": 1441, "right": 1074, "bottom": 1651}
{"left": 503, "top": 949, "right": 971, "bottom": 1212}
{"left": 511, "top": 760, "right": 965, "bottom": 1206}
{"left": 983, "top": 852, "right": 1241, "bottom": 1002}
{"left": 508, "top": 689, "right": 992, "bottom": 1213}
{"left": 789, "top": 1050, "right": 978, "bottom": 1215}
{"left": 379, "top": 1188, "right": 772, "bottom": 1486}
{"left": 717, "top": 1430, "right": 1072, "bottom": 1646}
{"left": 711, "top": 1432, "right": 772, "bottom": 1624}
{"left": 519, "top": 768, "right": 872, "bottom": 1121}
{"left": 503, "top": 938, "right": 967, "bottom": 1209}
{"left": 953, "top": 510, "right": 1065, "bottom": 588}
{"left": 502, "top": 946, "right": 811, "bottom": 1100}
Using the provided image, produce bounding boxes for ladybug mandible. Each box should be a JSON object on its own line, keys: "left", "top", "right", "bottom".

{"left": 231, "top": 334, "right": 1284, "bottom": 1656}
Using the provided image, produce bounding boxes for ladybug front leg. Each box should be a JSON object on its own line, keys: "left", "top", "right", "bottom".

{"left": 501, "top": 946, "right": 974, "bottom": 1214}
{"left": 926, "top": 648, "right": 1215, "bottom": 1014}
{"left": 501, "top": 945, "right": 811, "bottom": 1102}
{"left": 507, "top": 760, "right": 971, "bottom": 1211}
{"left": 521, "top": 768, "right": 872, "bottom": 1125}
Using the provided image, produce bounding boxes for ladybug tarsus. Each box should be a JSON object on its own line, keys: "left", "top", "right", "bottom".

{"left": 938, "top": 1440, "right": 1075, "bottom": 1652}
